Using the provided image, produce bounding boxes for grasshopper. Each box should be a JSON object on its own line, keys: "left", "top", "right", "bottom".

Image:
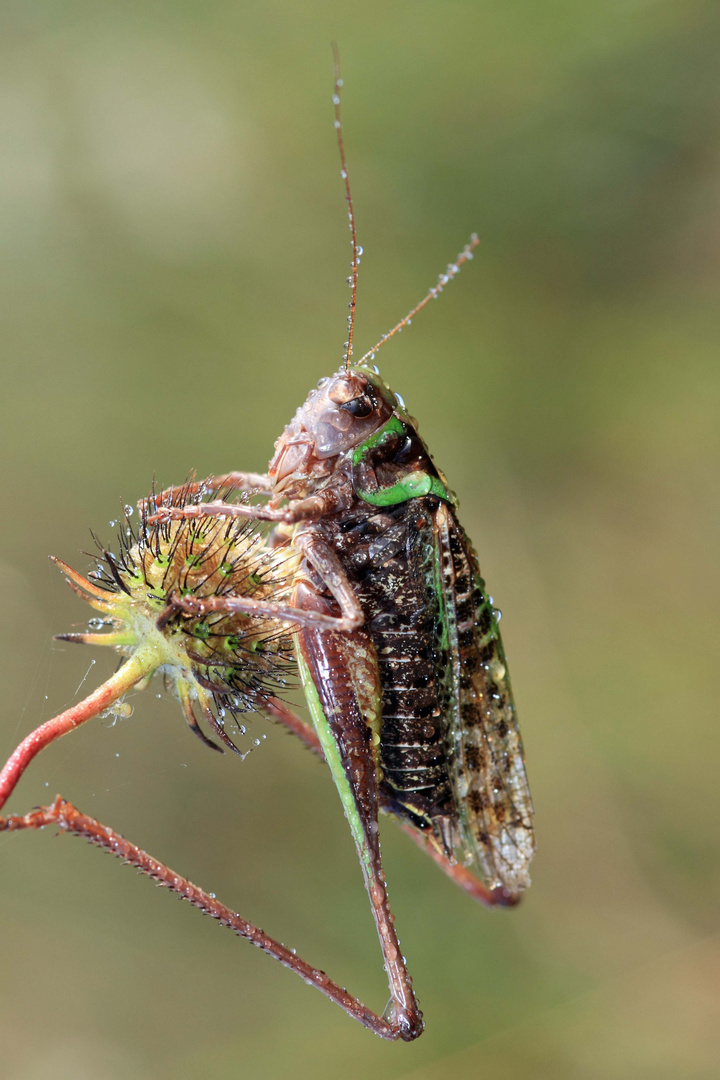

{"left": 0, "top": 59, "right": 533, "bottom": 1042}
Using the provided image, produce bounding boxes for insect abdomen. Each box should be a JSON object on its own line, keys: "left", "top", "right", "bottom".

{"left": 332, "top": 503, "right": 456, "bottom": 842}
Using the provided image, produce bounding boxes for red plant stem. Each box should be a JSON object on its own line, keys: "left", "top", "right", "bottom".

{"left": 0, "top": 647, "right": 158, "bottom": 812}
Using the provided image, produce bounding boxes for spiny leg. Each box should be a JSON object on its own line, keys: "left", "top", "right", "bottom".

{"left": 141, "top": 472, "right": 274, "bottom": 511}
{"left": 260, "top": 697, "right": 324, "bottom": 758}
{"left": 0, "top": 678, "right": 501, "bottom": 1038}
{"left": 0, "top": 797, "right": 422, "bottom": 1041}
{"left": 293, "top": 531, "right": 365, "bottom": 628}
{"left": 396, "top": 823, "right": 520, "bottom": 909}
{"left": 146, "top": 478, "right": 354, "bottom": 528}
{"left": 169, "top": 590, "right": 362, "bottom": 634}
{"left": 168, "top": 530, "right": 364, "bottom": 634}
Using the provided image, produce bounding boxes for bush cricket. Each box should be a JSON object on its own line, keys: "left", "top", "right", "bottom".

{"left": 0, "top": 54, "right": 534, "bottom": 1041}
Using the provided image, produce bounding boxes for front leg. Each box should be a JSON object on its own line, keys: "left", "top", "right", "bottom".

{"left": 169, "top": 586, "right": 362, "bottom": 634}
{"left": 140, "top": 471, "right": 274, "bottom": 512}
{"left": 168, "top": 528, "right": 363, "bottom": 634}
{"left": 146, "top": 478, "right": 354, "bottom": 527}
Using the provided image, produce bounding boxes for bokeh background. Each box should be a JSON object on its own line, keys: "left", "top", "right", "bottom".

{"left": 1, "top": 3, "right": 718, "bottom": 1078}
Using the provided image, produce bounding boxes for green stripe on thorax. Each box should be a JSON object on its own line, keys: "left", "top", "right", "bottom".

{"left": 352, "top": 415, "right": 456, "bottom": 508}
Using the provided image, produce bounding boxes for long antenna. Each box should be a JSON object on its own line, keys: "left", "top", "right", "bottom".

{"left": 332, "top": 43, "right": 360, "bottom": 371}
{"left": 359, "top": 233, "right": 480, "bottom": 365}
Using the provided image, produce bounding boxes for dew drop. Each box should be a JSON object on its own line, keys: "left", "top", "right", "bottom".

{"left": 124, "top": 505, "right": 134, "bottom": 517}
{"left": 332, "top": 94, "right": 340, "bottom": 105}
{"left": 395, "top": 392, "right": 406, "bottom": 408}
{"left": 340, "top": 169, "right": 347, "bottom": 180}
{"left": 357, "top": 246, "right": 363, "bottom": 256}
{"left": 334, "top": 119, "right": 341, "bottom": 129}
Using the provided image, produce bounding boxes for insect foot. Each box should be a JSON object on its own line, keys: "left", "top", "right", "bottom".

{"left": 382, "top": 998, "right": 425, "bottom": 1042}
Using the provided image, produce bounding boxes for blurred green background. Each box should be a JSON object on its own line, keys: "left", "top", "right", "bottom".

{"left": 1, "top": 2, "right": 718, "bottom": 1078}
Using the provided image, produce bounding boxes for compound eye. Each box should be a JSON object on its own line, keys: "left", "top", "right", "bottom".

{"left": 341, "top": 395, "right": 374, "bottom": 418}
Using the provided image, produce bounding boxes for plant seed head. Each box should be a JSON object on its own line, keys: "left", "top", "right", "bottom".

{"left": 54, "top": 480, "right": 298, "bottom": 753}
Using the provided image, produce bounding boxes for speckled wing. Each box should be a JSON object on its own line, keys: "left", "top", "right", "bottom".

{"left": 432, "top": 503, "right": 535, "bottom": 893}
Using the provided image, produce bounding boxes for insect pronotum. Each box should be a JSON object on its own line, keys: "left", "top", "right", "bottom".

{"left": 0, "top": 52, "right": 534, "bottom": 1041}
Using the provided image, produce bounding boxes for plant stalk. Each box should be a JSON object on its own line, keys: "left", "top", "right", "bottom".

{"left": 0, "top": 645, "right": 160, "bottom": 811}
